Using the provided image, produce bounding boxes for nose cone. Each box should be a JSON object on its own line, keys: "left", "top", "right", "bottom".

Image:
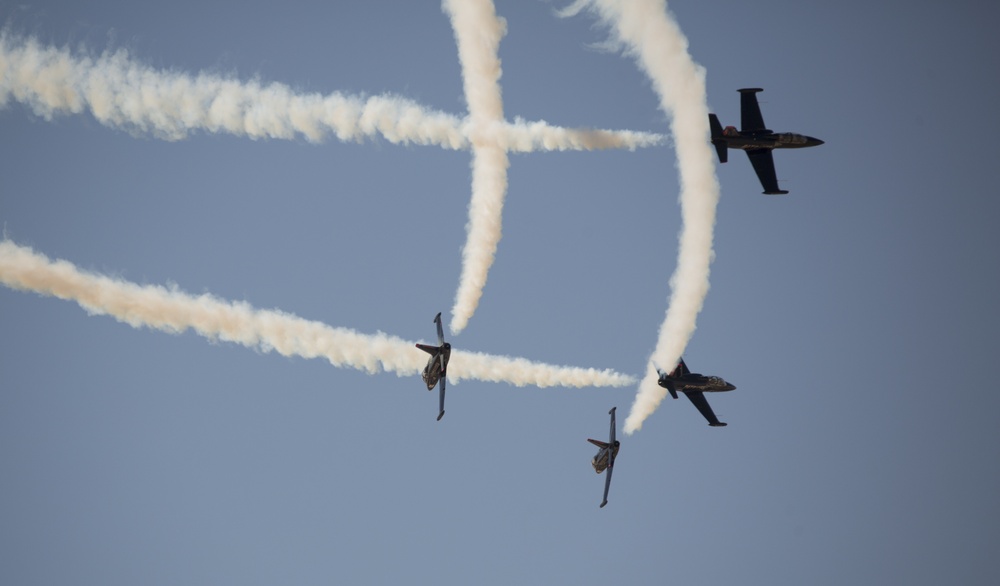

{"left": 807, "top": 136, "right": 824, "bottom": 147}
{"left": 723, "top": 382, "right": 737, "bottom": 391}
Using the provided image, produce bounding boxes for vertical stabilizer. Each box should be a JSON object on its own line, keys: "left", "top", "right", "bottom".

{"left": 708, "top": 114, "right": 728, "bottom": 163}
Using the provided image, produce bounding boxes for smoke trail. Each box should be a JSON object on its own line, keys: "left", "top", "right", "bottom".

{"left": 0, "top": 33, "right": 663, "bottom": 151}
{"left": 563, "top": 0, "right": 721, "bottom": 433}
{"left": 0, "top": 240, "right": 636, "bottom": 388}
{"left": 443, "top": 0, "right": 510, "bottom": 335}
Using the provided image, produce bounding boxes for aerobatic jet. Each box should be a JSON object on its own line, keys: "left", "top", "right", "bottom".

{"left": 416, "top": 312, "right": 451, "bottom": 421}
{"left": 587, "top": 407, "right": 620, "bottom": 508}
{"left": 656, "top": 358, "right": 736, "bottom": 427}
{"left": 708, "top": 88, "right": 823, "bottom": 194}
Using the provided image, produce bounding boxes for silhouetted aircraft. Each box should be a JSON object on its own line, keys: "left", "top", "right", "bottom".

{"left": 709, "top": 88, "right": 823, "bottom": 194}
{"left": 416, "top": 312, "right": 451, "bottom": 421}
{"left": 587, "top": 407, "right": 620, "bottom": 508}
{"left": 656, "top": 358, "right": 735, "bottom": 427}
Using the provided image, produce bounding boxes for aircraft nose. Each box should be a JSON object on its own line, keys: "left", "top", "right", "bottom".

{"left": 809, "top": 137, "right": 824, "bottom": 147}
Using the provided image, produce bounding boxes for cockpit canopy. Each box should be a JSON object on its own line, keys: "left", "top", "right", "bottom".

{"left": 775, "top": 133, "right": 809, "bottom": 145}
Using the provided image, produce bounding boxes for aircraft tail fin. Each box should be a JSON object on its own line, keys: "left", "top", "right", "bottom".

{"left": 654, "top": 362, "right": 679, "bottom": 399}
{"left": 708, "top": 114, "right": 728, "bottom": 163}
{"left": 675, "top": 357, "right": 691, "bottom": 377}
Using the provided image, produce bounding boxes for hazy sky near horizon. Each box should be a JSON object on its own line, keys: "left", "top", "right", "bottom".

{"left": 2, "top": 1, "right": 999, "bottom": 585}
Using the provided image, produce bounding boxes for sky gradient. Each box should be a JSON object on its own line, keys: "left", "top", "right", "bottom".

{"left": 2, "top": 1, "right": 999, "bottom": 584}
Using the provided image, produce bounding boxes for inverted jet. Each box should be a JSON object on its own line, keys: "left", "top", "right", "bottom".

{"left": 587, "top": 407, "right": 620, "bottom": 508}
{"left": 709, "top": 88, "right": 823, "bottom": 194}
{"left": 656, "top": 358, "right": 736, "bottom": 427}
{"left": 416, "top": 312, "right": 451, "bottom": 421}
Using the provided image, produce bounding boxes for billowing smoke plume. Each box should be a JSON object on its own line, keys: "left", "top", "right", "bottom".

{"left": 563, "top": 0, "right": 721, "bottom": 433}
{"left": 442, "top": 0, "right": 509, "bottom": 335}
{"left": 0, "top": 240, "right": 636, "bottom": 388}
{"left": 0, "top": 33, "right": 662, "bottom": 151}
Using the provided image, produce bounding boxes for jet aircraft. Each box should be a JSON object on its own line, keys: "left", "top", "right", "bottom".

{"left": 416, "top": 312, "right": 451, "bottom": 421}
{"left": 709, "top": 88, "right": 823, "bottom": 194}
{"left": 656, "top": 358, "right": 736, "bottom": 427}
{"left": 587, "top": 407, "right": 620, "bottom": 508}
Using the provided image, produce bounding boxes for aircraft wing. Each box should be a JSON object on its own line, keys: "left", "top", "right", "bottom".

{"left": 739, "top": 88, "right": 768, "bottom": 133}
{"left": 437, "top": 376, "right": 446, "bottom": 421}
{"left": 746, "top": 149, "right": 788, "bottom": 195}
{"left": 434, "top": 312, "right": 445, "bottom": 346}
{"left": 600, "top": 460, "right": 613, "bottom": 508}
{"left": 600, "top": 406, "right": 617, "bottom": 507}
{"left": 684, "top": 391, "right": 727, "bottom": 427}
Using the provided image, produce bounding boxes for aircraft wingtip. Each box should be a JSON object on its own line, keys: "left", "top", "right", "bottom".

{"left": 437, "top": 411, "right": 445, "bottom": 421}
{"left": 600, "top": 501, "right": 608, "bottom": 508}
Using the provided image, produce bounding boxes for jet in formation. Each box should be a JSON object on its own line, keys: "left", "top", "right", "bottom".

{"left": 656, "top": 358, "right": 736, "bottom": 427}
{"left": 587, "top": 407, "right": 620, "bottom": 508}
{"left": 709, "top": 88, "right": 823, "bottom": 194}
{"left": 416, "top": 312, "right": 451, "bottom": 421}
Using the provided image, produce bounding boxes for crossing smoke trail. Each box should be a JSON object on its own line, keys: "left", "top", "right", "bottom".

{"left": 0, "top": 240, "right": 636, "bottom": 389}
{"left": 562, "top": 0, "right": 721, "bottom": 433}
{"left": 443, "top": 0, "right": 509, "bottom": 335}
{"left": 0, "top": 33, "right": 662, "bottom": 151}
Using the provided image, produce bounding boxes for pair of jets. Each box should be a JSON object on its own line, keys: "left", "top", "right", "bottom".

{"left": 587, "top": 359, "right": 737, "bottom": 508}
{"left": 416, "top": 311, "right": 737, "bottom": 429}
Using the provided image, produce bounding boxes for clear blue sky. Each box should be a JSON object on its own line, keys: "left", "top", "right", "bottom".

{"left": 2, "top": 1, "right": 999, "bottom": 584}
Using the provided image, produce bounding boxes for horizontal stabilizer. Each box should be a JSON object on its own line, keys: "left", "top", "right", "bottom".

{"left": 415, "top": 343, "right": 437, "bottom": 355}
{"left": 709, "top": 422, "right": 728, "bottom": 427}
{"left": 587, "top": 439, "right": 609, "bottom": 449}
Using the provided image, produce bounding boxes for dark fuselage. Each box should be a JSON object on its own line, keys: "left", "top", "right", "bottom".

{"left": 716, "top": 126, "right": 824, "bottom": 152}
{"left": 589, "top": 441, "right": 620, "bottom": 474}
{"left": 420, "top": 344, "right": 451, "bottom": 390}
{"left": 659, "top": 372, "right": 736, "bottom": 394}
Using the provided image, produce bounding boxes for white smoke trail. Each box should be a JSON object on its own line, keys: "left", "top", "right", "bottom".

{"left": 443, "top": 0, "right": 510, "bottom": 335}
{"left": 562, "top": 0, "right": 721, "bottom": 433}
{"left": 0, "top": 240, "right": 636, "bottom": 388}
{"left": 0, "top": 33, "right": 663, "bottom": 151}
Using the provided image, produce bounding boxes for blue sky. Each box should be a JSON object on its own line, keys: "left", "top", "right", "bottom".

{"left": 2, "top": 1, "right": 999, "bottom": 584}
